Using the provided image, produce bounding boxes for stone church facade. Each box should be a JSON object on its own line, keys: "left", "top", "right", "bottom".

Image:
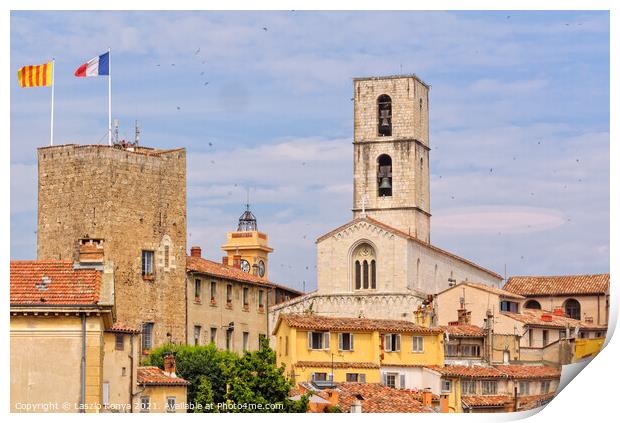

{"left": 269, "top": 75, "right": 502, "bottom": 334}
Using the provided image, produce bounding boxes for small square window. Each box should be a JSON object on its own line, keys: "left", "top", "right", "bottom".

{"left": 140, "top": 396, "right": 150, "bottom": 413}
{"left": 441, "top": 380, "right": 452, "bottom": 393}
{"left": 166, "top": 397, "right": 176, "bottom": 413}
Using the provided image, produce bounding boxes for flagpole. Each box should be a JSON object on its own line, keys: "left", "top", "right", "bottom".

{"left": 108, "top": 47, "right": 111, "bottom": 146}
{"left": 50, "top": 58, "right": 55, "bottom": 146}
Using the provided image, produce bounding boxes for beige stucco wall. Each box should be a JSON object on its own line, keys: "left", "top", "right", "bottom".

{"left": 136, "top": 385, "right": 187, "bottom": 413}
{"left": 11, "top": 313, "right": 107, "bottom": 413}
{"left": 102, "top": 332, "right": 139, "bottom": 412}
{"left": 187, "top": 273, "right": 269, "bottom": 354}
{"left": 523, "top": 294, "right": 608, "bottom": 325}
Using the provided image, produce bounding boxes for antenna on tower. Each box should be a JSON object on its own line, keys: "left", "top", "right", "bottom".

{"left": 246, "top": 187, "right": 251, "bottom": 211}
{"left": 113, "top": 119, "right": 119, "bottom": 144}
{"left": 134, "top": 120, "right": 140, "bottom": 145}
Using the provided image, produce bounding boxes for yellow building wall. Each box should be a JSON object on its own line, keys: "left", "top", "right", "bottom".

{"left": 102, "top": 332, "right": 139, "bottom": 412}
{"left": 221, "top": 231, "right": 272, "bottom": 279}
{"left": 293, "top": 366, "right": 380, "bottom": 383}
{"left": 381, "top": 333, "right": 444, "bottom": 366}
{"left": 135, "top": 385, "right": 187, "bottom": 413}
{"left": 11, "top": 314, "right": 106, "bottom": 413}
{"left": 574, "top": 337, "right": 605, "bottom": 362}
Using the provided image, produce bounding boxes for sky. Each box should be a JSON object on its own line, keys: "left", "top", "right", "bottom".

{"left": 10, "top": 10, "right": 610, "bottom": 292}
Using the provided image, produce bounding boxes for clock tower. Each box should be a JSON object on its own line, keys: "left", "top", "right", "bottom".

{"left": 352, "top": 75, "right": 431, "bottom": 242}
{"left": 221, "top": 204, "right": 273, "bottom": 279}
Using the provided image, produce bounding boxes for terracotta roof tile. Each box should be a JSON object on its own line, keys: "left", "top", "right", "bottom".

{"left": 504, "top": 274, "right": 609, "bottom": 296}
{"left": 426, "top": 364, "right": 560, "bottom": 380}
{"left": 439, "top": 324, "right": 485, "bottom": 337}
{"left": 10, "top": 260, "right": 101, "bottom": 306}
{"left": 457, "top": 282, "right": 525, "bottom": 300}
{"left": 335, "top": 383, "right": 434, "bottom": 413}
{"left": 296, "top": 361, "right": 380, "bottom": 369}
{"left": 518, "top": 392, "right": 556, "bottom": 410}
{"left": 279, "top": 313, "right": 444, "bottom": 334}
{"left": 461, "top": 395, "right": 511, "bottom": 408}
{"left": 425, "top": 365, "right": 505, "bottom": 378}
{"left": 503, "top": 309, "right": 607, "bottom": 330}
{"left": 107, "top": 323, "right": 141, "bottom": 333}
{"left": 316, "top": 217, "right": 502, "bottom": 280}
{"left": 137, "top": 366, "right": 190, "bottom": 386}
{"left": 494, "top": 365, "right": 561, "bottom": 379}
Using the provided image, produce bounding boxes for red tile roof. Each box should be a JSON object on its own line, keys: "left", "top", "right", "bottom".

{"left": 518, "top": 392, "right": 556, "bottom": 410}
{"left": 494, "top": 365, "right": 561, "bottom": 379}
{"left": 439, "top": 324, "right": 485, "bottom": 337}
{"left": 426, "top": 364, "right": 560, "bottom": 380}
{"left": 335, "top": 383, "right": 434, "bottom": 413}
{"left": 107, "top": 323, "right": 141, "bottom": 334}
{"left": 425, "top": 365, "right": 505, "bottom": 379}
{"left": 295, "top": 361, "right": 380, "bottom": 369}
{"left": 278, "top": 313, "right": 444, "bottom": 335}
{"left": 503, "top": 274, "right": 609, "bottom": 296}
{"left": 137, "top": 366, "right": 190, "bottom": 386}
{"left": 10, "top": 260, "right": 101, "bottom": 306}
{"left": 503, "top": 309, "right": 607, "bottom": 330}
{"left": 461, "top": 395, "right": 511, "bottom": 408}
{"left": 316, "top": 217, "right": 502, "bottom": 280}
{"left": 445, "top": 281, "right": 525, "bottom": 300}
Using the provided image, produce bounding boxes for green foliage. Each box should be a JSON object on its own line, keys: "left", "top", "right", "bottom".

{"left": 143, "top": 339, "right": 308, "bottom": 413}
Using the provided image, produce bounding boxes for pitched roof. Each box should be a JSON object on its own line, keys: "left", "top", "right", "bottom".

{"left": 107, "top": 323, "right": 141, "bottom": 334}
{"left": 316, "top": 217, "right": 502, "bottom": 280}
{"left": 444, "top": 281, "right": 525, "bottom": 300}
{"left": 335, "top": 383, "right": 434, "bottom": 413}
{"left": 10, "top": 260, "right": 101, "bottom": 306}
{"left": 503, "top": 274, "right": 609, "bottom": 296}
{"left": 439, "top": 324, "right": 485, "bottom": 337}
{"left": 295, "top": 361, "right": 380, "bottom": 369}
{"left": 502, "top": 309, "right": 607, "bottom": 330}
{"left": 277, "top": 313, "right": 444, "bottom": 335}
{"left": 461, "top": 395, "right": 511, "bottom": 408}
{"left": 137, "top": 366, "right": 190, "bottom": 386}
{"left": 426, "top": 364, "right": 560, "bottom": 380}
{"left": 494, "top": 365, "right": 561, "bottom": 379}
{"left": 425, "top": 365, "right": 505, "bottom": 379}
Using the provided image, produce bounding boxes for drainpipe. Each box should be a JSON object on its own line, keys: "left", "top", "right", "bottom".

{"left": 129, "top": 333, "right": 134, "bottom": 413}
{"left": 80, "top": 313, "right": 86, "bottom": 413}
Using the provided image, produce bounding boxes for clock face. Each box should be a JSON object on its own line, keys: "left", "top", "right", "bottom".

{"left": 240, "top": 259, "right": 251, "bottom": 273}
{"left": 258, "top": 260, "right": 265, "bottom": 277}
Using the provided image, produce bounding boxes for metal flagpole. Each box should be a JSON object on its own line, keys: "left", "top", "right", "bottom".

{"left": 108, "top": 48, "right": 112, "bottom": 146}
{"left": 50, "top": 58, "right": 55, "bottom": 146}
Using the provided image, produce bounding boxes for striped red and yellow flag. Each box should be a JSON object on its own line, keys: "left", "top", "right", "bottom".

{"left": 17, "top": 62, "right": 53, "bottom": 88}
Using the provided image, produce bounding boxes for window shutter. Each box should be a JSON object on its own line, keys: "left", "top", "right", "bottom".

{"left": 400, "top": 374, "right": 406, "bottom": 389}
{"left": 328, "top": 373, "right": 334, "bottom": 382}
{"left": 382, "top": 372, "right": 387, "bottom": 385}
{"left": 308, "top": 332, "right": 312, "bottom": 350}
{"left": 102, "top": 382, "right": 110, "bottom": 405}
{"left": 420, "top": 337, "right": 424, "bottom": 352}
{"left": 385, "top": 334, "right": 392, "bottom": 352}
{"left": 350, "top": 334, "right": 354, "bottom": 351}
{"left": 360, "top": 373, "right": 366, "bottom": 383}
{"left": 338, "top": 333, "right": 343, "bottom": 351}
{"left": 395, "top": 334, "right": 401, "bottom": 351}
{"left": 311, "top": 372, "right": 316, "bottom": 381}
{"left": 323, "top": 332, "right": 330, "bottom": 350}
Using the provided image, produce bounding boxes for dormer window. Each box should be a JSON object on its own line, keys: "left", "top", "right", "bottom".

{"left": 377, "top": 94, "right": 392, "bottom": 136}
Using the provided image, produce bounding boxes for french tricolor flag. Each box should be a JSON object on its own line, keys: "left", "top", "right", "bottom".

{"left": 74, "top": 51, "right": 109, "bottom": 77}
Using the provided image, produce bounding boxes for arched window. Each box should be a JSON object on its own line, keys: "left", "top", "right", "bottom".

{"left": 564, "top": 299, "right": 581, "bottom": 320}
{"left": 352, "top": 243, "right": 376, "bottom": 291}
{"left": 524, "top": 300, "right": 541, "bottom": 310}
{"left": 377, "top": 94, "right": 392, "bottom": 136}
{"left": 377, "top": 154, "right": 392, "bottom": 197}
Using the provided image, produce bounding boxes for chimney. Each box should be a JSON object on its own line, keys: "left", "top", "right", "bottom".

{"left": 232, "top": 255, "right": 241, "bottom": 269}
{"left": 421, "top": 389, "right": 433, "bottom": 407}
{"left": 163, "top": 353, "right": 177, "bottom": 376}
{"left": 190, "top": 246, "right": 202, "bottom": 258}
{"left": 457, "top": 308, "right": 471, "bottom": 325}
{"left": 78, "top": 238, "right": 104, "bottom": 264}
{"left": 350, "top": 399, "right": 362, "bottom": 413}
{"left": 440, "top": 394, "right": 449, "bottom": 413}
{"left": 222, "top": 256, "right": 229, "bottom": 265}
{"left": 327, "top": 390, "right": 339, "bottom": 406}
{"left": 553, "top": 307, "right": 565, "bottom": 316}
{"left": 541, "top": 313, "right": 553, "bottom": 322}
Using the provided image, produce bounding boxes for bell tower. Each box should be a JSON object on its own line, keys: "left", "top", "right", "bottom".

{"left": 352, "top": 75, "right": 431, "bottom": 242}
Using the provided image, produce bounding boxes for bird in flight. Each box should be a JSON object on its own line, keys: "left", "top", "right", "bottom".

{"left": 195, "top": 48, "right": 201, "bottom": 55}
{"left": 262, "top": 26, "right": 268, "bottom": 31}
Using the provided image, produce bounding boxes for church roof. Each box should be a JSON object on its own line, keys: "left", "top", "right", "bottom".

{"left": 503, "top": 274, "right": 609, "bottom": 296}
{"left": 316, "top": 217, "right": 502, "bottom": 280}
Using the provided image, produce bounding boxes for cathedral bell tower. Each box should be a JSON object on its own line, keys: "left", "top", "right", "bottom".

{"left": 221, "top": 204, "right": 273, "bottom": 279}
{"left": 352, "top": 75, "right": 431, "bottom": 242}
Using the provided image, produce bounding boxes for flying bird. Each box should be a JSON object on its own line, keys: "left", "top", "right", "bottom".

{"left": 262, "top": 26, "right": 268, "bottom": 31}
{"left": 204, "top": 82, "right": 209, "bottom": 86}
{"left": 176, "top": 106, "right": 181, "bottom": 110}
{"left": 195, "top": 48, "right": 201, "bottom": 55}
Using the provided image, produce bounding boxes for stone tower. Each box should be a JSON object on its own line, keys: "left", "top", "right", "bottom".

{"left": 352, "top": 75, "right": 431, "bottom": 242}
{"left": 221, "top": 204, "right": 273, "bottom": 280}
{"left": 37, "top": 144, "right": 187, "bottom": 347}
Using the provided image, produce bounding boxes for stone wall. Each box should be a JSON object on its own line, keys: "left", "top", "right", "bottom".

{"left": 37, "top": 144, "right": 187, "bottom": 346}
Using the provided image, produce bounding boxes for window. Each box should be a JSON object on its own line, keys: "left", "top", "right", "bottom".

{"left": 371, "top": 260, "right": 376, "bottom": 289}
{"left": 542, "top": 330, "right": 549, "bottom": 347}
{"left": 258, "top": 290, "right": 264, "bottom": 309}
{"left": 377, "top": 154, "right": 393, "bottom": 196}
{"left": 462, "top": 380, "right": 476, "bottom": 395}
{"left": 102, "top": 382, "right": 110, "bottom": 406}
{"left": 386, "top": 373, "right": 397, "bottom": 389}
{"left": 346, "top": 373, "right": 360, "bottom": 382}
{"left": 142, "top": 250, "right": 154, "bottom": 277}
{"left": 412, "top": 336, "right": 424, "bottom": 353}
{"left": 529, "top": 329, "right": 534, "bottom": 347}
{"left": 461, "top": 344, "right": 480, "bottom": 357}
{"left": 210, "top": 281, "right": 217, "bottom": 302}
{"left": 226, "top": 329, "right": 233, "bottom": 350}
{"left": 243, "top": 332, "right": 249, "bottom": 352}
{"left": 441, "top": 379, "right": 452, "bottom": 393}
{"left": 384, "top": 334, "right": 401, "bottom": 352}
{"left": 115, "top": 334, "right": 124, "bottom": 351}
{"left": 377, "top": 94, "right": 392, "bottom": 136}
{"left": 142, "top": 322, "right": 153, "bottom": 351}
{"left": 519, "top": 381, "right": 530, "bottom": 396}
{"left": 243, "top": 287, "right": 249, "bottom": 307}
{"left": 210, "top": 327, "right": 217, "bottom": 344}
{"left": 259, "top": 333, "right": 267, "bottom": 347}
{"left": 339, "top": 333, "right": 354, "bottom": 351}
{"left": 312, "top": 372, "right": 327, "bottom": 382}
{"left": 352, "top": 244, "right": 376, "bottom": 291}
{"left": 445, "top": 343, "right": 458, "bottom": 356}
{"left": 285, "top": 336, "right": 289, "bottom": 355}
{"left": 541, "top": 380, "right": 551, "bottom": 394}
{"left": 308, "top": 331, "right": 330, "bottom": 350}
{"left": 524, "top": 300, "right": 541, "bottom": 310}
{"left": 164, "top": 245, "right": 170, "bottom": 268}
{"left": 500, "top": 300, "right": 519, "bottom": 313}
{"left": 140, "top": 396, "right": 150, "bottom": 413}
{"left": 166, "top": 397, "right": 176, "bottom": 413}
{"left": 194, "top": 279, "right": 201, "bottom": 302}
{"left": 226, "top": 284, "right": 233, "bottom": 304}
{"left": 481, "top": 380, "right": 497, "bottom": 395}
{"left": 121, "top": 367, "right": 127, "bottom": 377}
{"left": 564, "top": 299, "right": 581, "bottom": 320}
{"left": 363, "top": 261, "right": 369, "bottom": 289}
{"left": 194, "top": 325, "right": 201, "bottom": 346}
{"left": 355, "top": 261, "right": 361, "bottom": 289}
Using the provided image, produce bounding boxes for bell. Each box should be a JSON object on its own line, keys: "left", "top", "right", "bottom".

{"left": 379, "top": 177, "right": 392, "bottom": 190}
{"left": 380, "top": 110, "right": 391, "bottom": 127}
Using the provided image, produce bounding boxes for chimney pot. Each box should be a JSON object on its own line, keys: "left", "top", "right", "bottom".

{"left": 190, "top": 246, "right": 202, "bottom": 258}
{"left": 421, "top": 389, "right": 433, "bottom": 407}
{"left": 553, "top": 307, "right": 565, "bottom": 316}
{"left": 163, "top": 353, "right": 176, "bottom": 376}
{"left": 233, "top": 255, "right": 241, "bottom": 269}
{"left": 222, "top": 256, "right": 228, "bottom": 265}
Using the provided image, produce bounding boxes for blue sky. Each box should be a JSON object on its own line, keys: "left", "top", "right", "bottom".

{"left": 10, "top": 11, "right": 610, "bottom": 292}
